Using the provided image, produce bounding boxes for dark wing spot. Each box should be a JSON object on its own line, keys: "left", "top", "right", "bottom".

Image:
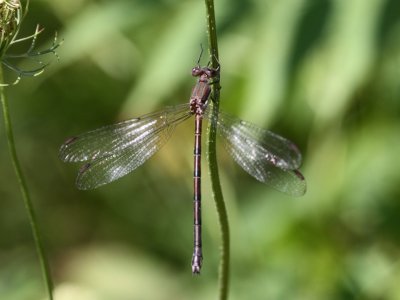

{"left": 293, "top": 169, "right": 305, "bottom": 180}
{"left": 64, "top": 136, "right": 78, "bottom": 145}
{"left": 78, "top": 163, "right": 91, "bottom": 175}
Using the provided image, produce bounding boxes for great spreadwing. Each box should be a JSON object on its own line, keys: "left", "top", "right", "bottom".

{"left": 59, "top": 60, "right": 306, "bottom": 274}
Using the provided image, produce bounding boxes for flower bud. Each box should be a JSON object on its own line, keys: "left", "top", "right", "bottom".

{"left": 0, "top": 0, "right": 22, "bottom": 57}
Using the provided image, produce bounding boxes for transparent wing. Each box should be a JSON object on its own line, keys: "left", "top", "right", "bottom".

{"left": 60, "top": 103, "right": 192, "bottom": 190}
{"left": 205, "top": 108, "right": 306, "bottom": 196}
{"left": 60, "top": 103, "right": 190, "bottom": 162}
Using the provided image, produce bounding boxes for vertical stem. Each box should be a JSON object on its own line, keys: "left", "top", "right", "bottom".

{"left": 204, "top": 0, "right": 230, "bottom": 299}
{"left": 0, "top": 69, "right": 53, "bottom": 300}
{"left": 205, "top": 0, "right": 220, "bottom": 69}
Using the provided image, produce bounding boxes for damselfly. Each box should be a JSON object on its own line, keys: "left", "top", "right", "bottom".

{"left": 59, "top": 62, "right": 306, "bottom": 274}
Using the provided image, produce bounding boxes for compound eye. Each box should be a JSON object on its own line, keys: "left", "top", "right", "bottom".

{"left": 192, "top": 67, "right": 202, "bottom": 76}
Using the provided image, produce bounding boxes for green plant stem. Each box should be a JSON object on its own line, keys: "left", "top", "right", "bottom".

{"left": 204, "top": 1, "right": 230, "bottom": 299}
{"left": 0, "top": 69, "right": 53, "bottom": 300}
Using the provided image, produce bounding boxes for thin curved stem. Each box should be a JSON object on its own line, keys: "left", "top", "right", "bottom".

{"left": 0, "top": 68, "right": 53, "bottom": 300}
{"left": 204, "top": 0, "right": 230, "bottom": 299}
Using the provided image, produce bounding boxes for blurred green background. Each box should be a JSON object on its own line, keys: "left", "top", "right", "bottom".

{"left": 1, "top": 0, "right": 400, "bottom": 299}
